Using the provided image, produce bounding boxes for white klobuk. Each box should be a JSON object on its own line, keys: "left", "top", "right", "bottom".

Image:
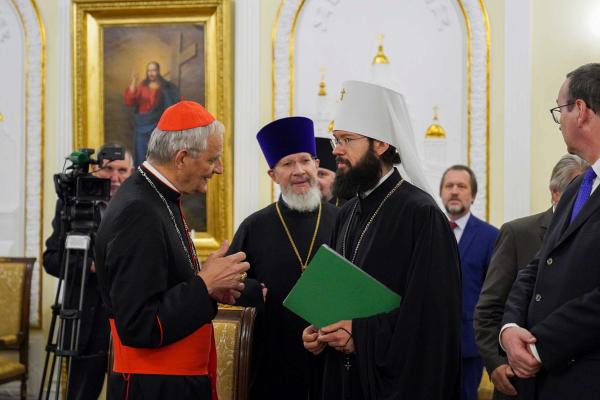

{"left": 332, "top": 80, "right": 433, "bottom": 196}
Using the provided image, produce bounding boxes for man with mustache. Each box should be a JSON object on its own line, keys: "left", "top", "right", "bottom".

{"left": 440, "top": 164, "right": 499, "bottom": 400}
{"left": 229, "top": 116, "right": 338, "bottom": 399}
{"left": 302, "top": 81, "right": 462, "bottom": 400}
{"left": 43, "top": 144, "right": 133, "bottom": 400}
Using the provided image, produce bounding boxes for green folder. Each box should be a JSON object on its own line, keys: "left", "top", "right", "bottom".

{"left": 283, "top": 244, "right": 402, "bottom": 328}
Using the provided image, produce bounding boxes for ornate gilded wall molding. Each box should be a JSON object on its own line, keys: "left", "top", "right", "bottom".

{"left": 272, "top": 0, "right": 304, "bottom": 118}
{"left": 9, "top": 0, "right": 45, "bottom": 327}
{"left": 460, "top": 0, "right": 490, "bottom": 219}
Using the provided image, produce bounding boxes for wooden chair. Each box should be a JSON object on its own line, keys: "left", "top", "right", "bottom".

{"left": 213, "top": 306, "right": 256, "bottom": 400}
{"left": 0, "top": 257, "right": 35, "bottom": 400}
{"left": 478, "top": 368, "right": 494, "bottom": 400}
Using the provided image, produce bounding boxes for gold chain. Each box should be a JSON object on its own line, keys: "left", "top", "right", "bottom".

{"left": 275, "top": 201, "right": 322, "bottom": 272}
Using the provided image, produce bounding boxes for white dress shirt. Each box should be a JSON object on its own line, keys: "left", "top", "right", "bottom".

{"left": 590, "top": 158, "right": 600, "bottom": 194}
{"left": 142, "top": 161, "right": 180, "bottom": 193}
{"left": 449, "top": 212, "right": 471, "bottom": 244}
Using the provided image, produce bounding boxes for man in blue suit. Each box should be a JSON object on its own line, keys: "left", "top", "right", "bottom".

{"left": 441, "top": 165, "right": 499, "bottom": 400}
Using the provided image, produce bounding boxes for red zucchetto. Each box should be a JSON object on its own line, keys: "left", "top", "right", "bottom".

{"left": 157, "top": 100, "right": 215, "bottom": 131}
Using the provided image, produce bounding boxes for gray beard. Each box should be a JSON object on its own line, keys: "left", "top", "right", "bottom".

{"left": 281, "top": 185, "right": 322, "bottom": 212}
{"left": 445, "top": 204, "right": 465, "bottom": 217}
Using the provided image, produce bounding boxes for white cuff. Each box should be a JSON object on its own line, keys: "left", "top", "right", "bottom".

{"left": 499, "top": 323, "right": 542, "bottom": 364}
{"left": 499, "top": 323, "right": 520, "bottom": 351}
{"left": 529, "top": 343, "right": 542, "bottom": 363}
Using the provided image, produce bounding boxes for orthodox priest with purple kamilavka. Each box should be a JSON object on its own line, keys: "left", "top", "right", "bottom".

{"left": 231, "top": 116, "right": 338, "bottom": 400}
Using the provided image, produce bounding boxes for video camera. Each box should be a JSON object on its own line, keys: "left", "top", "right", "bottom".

{"left": 53, "top": 145, "right": 125, "bottom": 233}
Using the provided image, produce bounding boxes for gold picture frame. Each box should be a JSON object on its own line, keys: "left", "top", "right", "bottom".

{"left": 73, "top": 0, "right": 233, "bottom": 257}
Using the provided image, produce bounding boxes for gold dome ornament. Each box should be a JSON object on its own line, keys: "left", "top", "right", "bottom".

{"left": 372, "top": 34, "right": 390, "bottom": 65}
{"left": 318, "top": 67, "right": 327, "bottom": 97}
{"left": 425, "top": 106, "right": 447, "bottom": 139}
{"left": 315, "top": 68, "right": 333, "bottom": 137}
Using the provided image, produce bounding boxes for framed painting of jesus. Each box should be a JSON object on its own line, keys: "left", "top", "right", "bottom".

{"left": 73, "top": 0, "right": 233, "bottom": 257}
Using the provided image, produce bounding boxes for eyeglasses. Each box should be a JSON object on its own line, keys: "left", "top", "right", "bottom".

{"left": 331, "top": 137, "right": 369, "bottom": 148}
{"left": 549, "top": 103, "right": 574, "bottom": 124}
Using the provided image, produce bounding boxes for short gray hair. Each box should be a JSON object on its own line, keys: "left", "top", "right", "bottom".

{"left": 549, "top": 154, "right": 589, "bottom": 194}
{"left": 146, "top": 120, "right": 224, "bottom": 164}
{"left": 566, "top": 63, "right": 600, "bottom": 116}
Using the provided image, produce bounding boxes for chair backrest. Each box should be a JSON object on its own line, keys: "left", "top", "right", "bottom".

{"left": 0, "top": 257, "right": 34, "bottom": 362}
{"left": 477, "top": 369, "right": 494, "bottom": 400}
{"left": 213, "top": 306, "right": 256, "bottom": 400}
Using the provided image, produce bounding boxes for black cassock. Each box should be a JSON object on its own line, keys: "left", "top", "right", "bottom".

{"left": 95, "top": 166, "right": 216, "bottom": 399}
{"left": 230, "top": 198, "right": 338, "bottom": 400}
{"left": 320, "top": 168, "right": 462, "bottom": 400}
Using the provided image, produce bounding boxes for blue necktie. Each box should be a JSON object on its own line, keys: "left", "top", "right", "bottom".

{"left": 570, "top": 167, "right": 597, "bottom": 223}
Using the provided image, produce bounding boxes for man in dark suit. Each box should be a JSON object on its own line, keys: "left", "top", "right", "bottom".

{"left": 501, "top": 63, "right": 600, "bottom": 399}
{"left": 474, "top": 154, "right": 587, "bottom": 400}
{"left": 440, "top": 164, "right": 499, "bottom": 400}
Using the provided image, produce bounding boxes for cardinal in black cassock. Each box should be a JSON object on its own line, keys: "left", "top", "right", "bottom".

{"left": 231, "top": 117, "right": 338, "bottom": 399}
{"left": 96, "top": 101, "right": 248, "bottom": 400}
{"left": 303, "top": 81, "right": 462, "bottom": 400}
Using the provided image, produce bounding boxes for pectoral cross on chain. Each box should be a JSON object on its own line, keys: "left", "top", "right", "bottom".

{"left": 344, "top": 356, "right": 351, "bottom": 371}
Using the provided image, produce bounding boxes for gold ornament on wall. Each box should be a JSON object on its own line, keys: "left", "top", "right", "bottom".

{"left": 372, "top": 34, "right": 390, "bottom": 65}
{"left": 318, "top": 67, "right": 327, "bottom": 97}
{"left": 425, "top": 106, "right": 447, "bottom": 139}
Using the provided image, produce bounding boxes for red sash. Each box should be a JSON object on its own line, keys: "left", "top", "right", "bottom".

{"left": 109, "top": 319, "right": 218, "bottom": 400}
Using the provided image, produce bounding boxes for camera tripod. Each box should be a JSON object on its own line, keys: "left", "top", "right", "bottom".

{"left": 38, "top": 233, "right": 92, "bottom": 400}
{"left": 38, "top": 145, "right": 122, "bottom": 399}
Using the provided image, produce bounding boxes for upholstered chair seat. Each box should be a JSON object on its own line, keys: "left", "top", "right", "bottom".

{"left": 0, "top": 357, "right": 26, "bottom": 381}
{"left": 478, "top": 369, "right": 494, "bottom": 400}
{"left": 0, "top": 257, "right": 34, "bottom": 400}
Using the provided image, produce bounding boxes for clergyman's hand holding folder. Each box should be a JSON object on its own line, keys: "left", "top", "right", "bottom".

{"left": 283, "top": 244, "right": 401, "bottom": 328}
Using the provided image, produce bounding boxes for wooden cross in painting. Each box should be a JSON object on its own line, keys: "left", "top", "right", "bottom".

{"left": 168, "top": 32, "right": 197, "bottom": 88}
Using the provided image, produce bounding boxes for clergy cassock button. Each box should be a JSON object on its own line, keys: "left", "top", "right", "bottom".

{"left": 546, "top": 258, "right": 553, "bottom": 266}
{"left": 535, "top": 293, "right": 542, "bottom": 302}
